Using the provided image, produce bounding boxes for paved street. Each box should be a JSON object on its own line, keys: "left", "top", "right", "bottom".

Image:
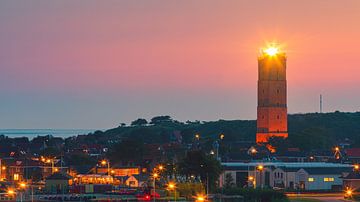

{"left": 290, "top": 196, "right": 349, "bottom": 202}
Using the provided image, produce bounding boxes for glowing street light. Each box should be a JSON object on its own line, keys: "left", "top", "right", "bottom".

{"left": 345, "top": 188, "right": 353, "bottom": 198}
{"left": 257, "top": 165, "right": 264, "bottom": 171}
{"left": 195, "top": 194, "right": 206, "bottom": 202}
{"left": 158, "top": 165, "right": 164, "bottom": 171}
{"left": 167, "top": 181, "right": 177, "bottom": 201}
{"left": 19, "top": 182, "right": 26, "bottom": 188}
{"left": 354, "top": 164, "right": 359, "bottom": 171}
{"left": 100, "top": 160, "right": 110, "bottom": 176}
{"left": 152, "top": 173, "right": 159, "bottom": 202}
{"left": 168, "top": 182, "right": 176, "bottom": 190}
{"left": 248, "top": 176, "right": 254, "bottom": 181}
{"left": 220, "top": 134, "right": 225, "bottom": 140}
{"left": 7, "top": 189, "right": 15, "bottom": 195}
{"left": 195, "top": 134, "right": 200, "bottom": 140}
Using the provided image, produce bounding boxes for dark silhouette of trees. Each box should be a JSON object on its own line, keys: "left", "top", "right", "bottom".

{"left": 178, "top": 150, "right": 222, "bottom": 192}
{"left": 131, "top": 118, "right": 148, "bottom": 126}
{"left": 150, "top": 116, "right": 172, "bottom": 124}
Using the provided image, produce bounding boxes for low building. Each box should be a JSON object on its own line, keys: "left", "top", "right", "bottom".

{"left": 119, "top": 174, "right": 149, "bottom": 187}
{"left": 45, "top": 172, "right": 72, "bottom": 194}
{"left": 343, "top": 170, "right": 360, "bottom": 191}
{"left": 220, "top": 162, "right": 352, "bottom": 191}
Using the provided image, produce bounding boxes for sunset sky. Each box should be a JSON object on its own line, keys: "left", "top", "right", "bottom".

{"left": 0, "top": 0, "right": 359, "bottom": 129}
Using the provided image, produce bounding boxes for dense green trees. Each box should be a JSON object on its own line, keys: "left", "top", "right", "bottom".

{"left": 178, "top": 150, "right": 222, "bottom": 192}
{"left": 107, "top": 138, "right": 145, "bottom": 165}
{"left": 131, "top": 118, "right": 148, "bottom": 126}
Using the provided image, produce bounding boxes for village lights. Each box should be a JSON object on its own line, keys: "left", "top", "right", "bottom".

{"left": 100, "top": 160, "right": 110, "bottom": 176}
{"left": 7, "top": 189, "right": 15, "bottom": 195}
{"left": 167, "top": 182, "right": 177, "bottom": 201}
{"left": 195, "top": 194, "right": 206, "bottom": 202}
{"left": 345, "top": 189, "right": 353, "bottom": 198}
{"left": 220, "top": 134, "right": 225, "bottom": 140}
{"left": 354, "top": 164, "right": 359, "bottom": 171}
{"left": 251, "top": 148, "right": 257, "bottom": 154}
{"left": 195, "top": 134, "right": 200, "bottom": 140}
{"left": 152, "top": 172, "right": 159, "bottom": 202}
{"left": 167, "top": 182, "right": 176, "bottom": 190}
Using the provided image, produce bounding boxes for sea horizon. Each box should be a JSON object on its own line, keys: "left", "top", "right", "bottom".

{"left": 0, "top": 128, "right": 98, "bottom": 139}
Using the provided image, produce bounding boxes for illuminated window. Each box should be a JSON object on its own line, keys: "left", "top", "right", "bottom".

{"left": 308, "top": 178, "right": 314, "bottom": 182}
{"left": 14, "top": 174, "right": 19, "bottom": 181}
{"left": 324, "top": 177, "right": 334, "bottom": 182}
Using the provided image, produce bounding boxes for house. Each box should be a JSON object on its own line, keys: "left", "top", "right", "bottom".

{"left": 119, "top": 174, "right": 148, "bottom": 187}
{"left": 220, "top": 162, "right": 352, "bottom": 191}
{"left": 296, "top": 167, "right": 347, "bottom": 190}
{"left": 45, "top": 172, "right": 72, "bottom": 194}
{"left": 343, "top": 170, "right": 360, "bottom": 191}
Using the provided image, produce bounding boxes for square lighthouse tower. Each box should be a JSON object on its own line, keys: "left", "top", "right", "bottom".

{"left": 256, "top": 46, "right": 288, "bottom": 143}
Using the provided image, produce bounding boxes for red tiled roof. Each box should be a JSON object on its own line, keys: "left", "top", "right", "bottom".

{"left": 346, "top": 148, "right": 360, "bottom": 157}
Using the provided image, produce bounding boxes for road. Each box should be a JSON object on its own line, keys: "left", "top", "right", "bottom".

{"left": 290, "top": 196, "right": 349, "bottom": 202}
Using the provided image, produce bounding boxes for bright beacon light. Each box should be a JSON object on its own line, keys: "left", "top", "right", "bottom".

{"left": 264, "top": 47, "right": 279, "bottom": 56}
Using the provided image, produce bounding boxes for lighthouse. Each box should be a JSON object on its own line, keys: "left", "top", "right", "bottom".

{"left": 256, "top": 45, "right": 288, "bottom": 143}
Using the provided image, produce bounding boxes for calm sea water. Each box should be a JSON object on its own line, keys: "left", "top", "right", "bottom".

{"left": 0, "top": 129, "right": 97, "bottom": 139}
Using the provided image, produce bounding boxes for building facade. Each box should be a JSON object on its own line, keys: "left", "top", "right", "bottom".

{"left": 219, "top": 162, "right": 352, "bottom": 191}
{"left": 256, "top": 47, "right": 288, "bottom": 143}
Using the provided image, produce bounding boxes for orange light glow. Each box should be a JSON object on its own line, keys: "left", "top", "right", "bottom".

{"left": 167, "top": 182, "right": 176, "bottom": 190}
{"left": 248, "top": 176, "right": 254, "bottom": 181}
{"left": 257, "top": 165, "right": 264, "bottom": 171}
{"left": 195, "top": 194, "right": 206, "bottom": 202}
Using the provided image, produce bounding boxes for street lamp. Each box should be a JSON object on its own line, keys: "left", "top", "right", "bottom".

{"left": 167, "top": 182, "right": 176, "bottom": 201}
{"left": 152, "top": 173, "right": 159, "bottom": 202}
{"left": 195, "top": 194, "right": 206, "bottom": 202}
{"left": 257, "top": 165, "right": 264, "bottom": 188}
{"left": 354, "top": 164, "right": 359, "bottom": 171}
{"left": 19, "top": 183, "right": 26, "bottom": 202}
{"left": 220, "top": 134, "right": 225, "bottom": 140}
{"left": 101, "top": 160, "right": 110, "bottom": 176}
{"left": 345, "top": 189, "right": 353, "bottom": 199}
{"left": 7, "top": 189, "right": 14, "bottom": 195}
{"left": 195, "top": 134, "right": 200, "bottom": 140}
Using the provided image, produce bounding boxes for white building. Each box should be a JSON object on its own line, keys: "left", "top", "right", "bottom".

{"left": 220, "top": 162, "right": 352, "bottom": 191}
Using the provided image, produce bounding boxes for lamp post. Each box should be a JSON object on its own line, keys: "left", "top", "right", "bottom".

{"left": 257, "top": 165, "right": 264, "bottom": 189}
{"left": 19, "top": 182, "right": 26, "bottom": 202}
{"left": 152, "top": 173, "right": 159, "bottom": 202}
{"left": 101, "top": 160, "right": 110, "bottom": 176}
{"left": 168, "top": 182, "right": 176, "bottom": 202}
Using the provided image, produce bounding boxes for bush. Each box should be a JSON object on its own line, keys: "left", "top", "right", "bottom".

{"left": 177, "top": 182, "right": 205, "bottom": 199}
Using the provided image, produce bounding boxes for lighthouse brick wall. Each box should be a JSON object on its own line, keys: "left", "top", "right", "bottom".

{"left": 256, "top": 52, "right": 288, "bottom": 143}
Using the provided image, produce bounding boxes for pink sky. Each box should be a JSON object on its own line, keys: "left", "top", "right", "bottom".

{"left": 0, "top": 0, "right": 359, "bottom": 129}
